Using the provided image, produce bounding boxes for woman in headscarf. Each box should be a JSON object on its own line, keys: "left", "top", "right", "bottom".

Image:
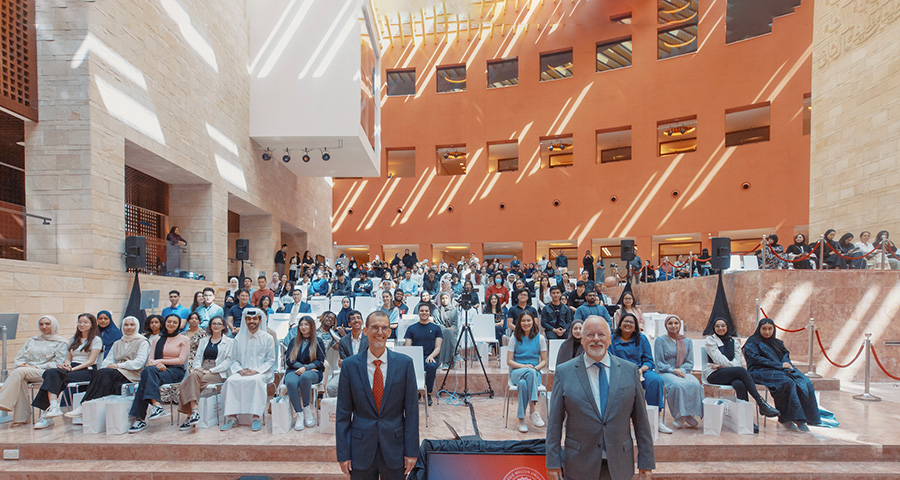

{"left": 178, "top": 316, "right": 233, "bottom": 430}
{"left": 333, "top": 297, "right": 353, "bottom": 337}
{"left": 555, "top": 319, "right": 583, "bottom": 365}
{"left": 32, "top": 313, "right": 103, "bottom": 429}
{"left": 418, "top": 291, "right": 437, "bottom": 315}
{"left": 743, "top": 318, "right": 820, "bottom": 432}
{"left": 608, "top": 312, "right": 670, "bottom": 434}
{"left": 837, "top": 233, "right": 865, "bottom": 269}
{"left": 433, "top": 291, "right": 459, "bottom": 368}
{"left": 390, "top": 253, "right": 401, "bottom": 268}
{"left": 97, "top": 310, "right": 122, "bottom": 359}
{"left": 65, "top": 316, "right": 150, "bottom": 421}
{"left": 874, "top": 231, "right": 900, "bottom": 269}
{"left": 281, "top": 316, "right": 326, "bottom": 431}
{"left": 0, "top": 315, "right": 67, "bottom": 427}
{"left": 126, "top": 314, "right": 189, "bottom": 433}
{"left": 786, "top": 233, "right": 815, "bottom": 270}
{"left": 758, "top": 235, "right": 787, "bottom": 270}
{"left": 703, "top": 316, "right": 779, "bottom": 422}
{"left": 694, "top": 248, "right": 712, "bottom": 276}
{"left": 582, "top": 250, "right": 595, "bottom": 281}
{"left": 653, "top": 315, "right": 704, "bottom": 430}
{"left": 822, "top": 229, "right": 846, "bottom": 269}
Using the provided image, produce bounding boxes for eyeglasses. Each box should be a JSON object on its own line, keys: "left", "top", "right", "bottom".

{"left": 367, "top": 326, "right": 392, "bottom": 333}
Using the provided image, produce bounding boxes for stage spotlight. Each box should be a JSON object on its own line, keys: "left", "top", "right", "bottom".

{"left": 322, "top": 149, "right": 331, "bottom": 161}
{"left": 282, "top": 148, "right": 291, "bottom": 163}
{"left": 262, "top": 148, "right": 272, "bottom": 161}
{"left": 302, "top": 152, "right": 311, "bottom": 163}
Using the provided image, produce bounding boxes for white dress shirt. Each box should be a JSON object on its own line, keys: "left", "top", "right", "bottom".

{"left": 366, "top": 348, "right": 388, "bottom": 389}
{"left": 351, "top": 333, "right": 363, "bottom": 356}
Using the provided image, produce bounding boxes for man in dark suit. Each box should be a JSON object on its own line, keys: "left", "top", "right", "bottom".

{"left": 277, "top": 288, "right": 311, "bottom": 323}
{"left": 547, "top": 315, "right": 654, "bottom": 480}
{"left": 336, "top": 311, "right": 418, "bottom": 479}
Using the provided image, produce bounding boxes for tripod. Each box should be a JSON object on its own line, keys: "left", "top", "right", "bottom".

{"left": 439, "top": 303, "right": 494, "bottom": 404}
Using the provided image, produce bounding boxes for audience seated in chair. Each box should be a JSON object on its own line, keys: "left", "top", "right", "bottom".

{"left": 281, "top": 316, "right": 326, "bottom": 431}
{"left": 654, "top": 315, "right": 703, "bottom": 430}
{"left": 506, "top": 311, "right": 547, "bottom": 433}
{"left": 178, "top": 316, "right": 233, "bottom": 430}
{"left": 127, "top": 314, "right": 189, "bottom": 433}
{"left": 220, "top": 308, "right": 275, "bottom": 432}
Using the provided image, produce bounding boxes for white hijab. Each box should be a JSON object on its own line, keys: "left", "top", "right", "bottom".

{"left": 33, "top": 315, "right": 67, "bottom": 343}
{"left": 235, "top": 307, "right": 269, "bottom": 362}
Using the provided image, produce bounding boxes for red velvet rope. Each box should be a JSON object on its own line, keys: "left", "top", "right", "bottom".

{"left": 870, "top": 344, "right": 900, "bottom": 381}
{"left": 823, "top": 240, "right": 872, "bottom": 260}
{"left": 815, "top": 330, "right": 865, "bottom": 368}
{"left": 766, "top": 244, "right": 816, "bottom": 263}
{"left": 759, "top": 307, "right": 806, "bottom": 332}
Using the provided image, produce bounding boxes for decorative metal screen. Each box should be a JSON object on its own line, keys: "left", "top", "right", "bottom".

{"left": 0, "top": 0, "right": 38, "bottom": 120}
{"left": 124, "top": 166, "right": 169, "bottom": 274}
{"left": 0, "top": 112, "right": 24, "bottom": 259}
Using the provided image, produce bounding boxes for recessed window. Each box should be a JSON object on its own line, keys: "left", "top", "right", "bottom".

{"left": 487, "top": 58, "right": 518, "bottom": 89}
{"left": 611, "top": 12, "right": 632, "bottom": 24}
{"left": 386, "top": 69, "right": 415, "bottom": 96}
{"left": 386, "top": 148, "right": 415, "bottom": 178}
{"left": 658, "top": 25, "right": 698, "bottom": 59}
{"left": 541, "top": 135, "right": 574, "bottom": 169}
{"left": 488, "top": 141, "right": 518, "bottom": 173}
{"left": 436, "top": 145, "right": 467, "bottom": 176}
{"left": 658, "top": 0, "right": 698, "bottom": 25}
{"left": 436, "top": 64, "right": 466, "bottom": 93}
{"left": 596, "top": 37, "right": 632, "bottom": 72}
{"left": 540, "top": 49, "right": 573, "bottom": 81}
{"left": 658, "top": 117, "right": 697, "bottom": 157}
{"left": 725, "top": 103, "right": 771, "bottom": 147}
{"left": 726, "top": 0, "right": 801, "bottom": 44}
{"left": 658, "top": 0, "right": 698, "bottom": 60}
{"left": 803, "top": 94, "right": 811, "bottom": 135}
{"left": 596, "top": 127, "right": 632, "bottom": 163}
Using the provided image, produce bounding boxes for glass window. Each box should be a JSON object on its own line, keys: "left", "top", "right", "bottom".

{"left": 436, "top": 145, "right": 467, "bottom": 176}
{"left": 726, "top": 0, "right": 801, "bottom": 44}
{"left": 596, "top": 38, "right": 632, "bottom": 72}
{"left": 803, "top": 95, "right": 811, "bottom": 135}
{"left": 541, "top": 135, "right": 574, "bottom": 169}
{"left": 658, "top": 118, "right": 697, "bottom": 157}
{"left": 487, "top": 58, "right": 518, "bottom": 89}
{"left": 658, "top": 25, "right": 698, "bottom": 59}
{"left": 658, "top": 0, "right": 698, "bottom": 60}
{"left": 386, "top": 69, "right": 415, "bottom": 96}
{"left": 596, "top": 127, "right": 632, "bottom": 163}
{"left": 540, "top": 49, "right": 573, "bottom": 81}
{"left": 386, "top": 148, "right": 415, "bottom": 178}
{"left": 725, "top": 104, "right": 771, "bottom": 147}
{"left": 488, "top": 141, "right": 518, "bottom": 173}
{"left": 436, "top": 65, "right": 466, "bottom": 93}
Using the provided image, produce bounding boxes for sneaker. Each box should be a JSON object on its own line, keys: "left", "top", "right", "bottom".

{"left": 128, "top": 420, "right": 146, "bottom": 433}
{"left": 64, "top": 405, "right": 83, "bottom": 418}
{"left": 517, "top": 420, "right": 528, "bottom": 433}
{"left": 251, "top": 417, "right": 262, "bottom": 431}
{"left": 779, "top": 420, "right": 799, "bottom": 432}
{"left": 179, "top": 412, "right": 200, "bottom": 431}
{"left": 684, "top": 416, "right": 699, "bottom": 428}
{"left": 658, "top": 422, "right": 674, "bottom": 434}
{"left": 529, "top": 411, "right": 545, "bottom": 428}
{"left": 187, "top": 411, "right": 200, "bottom": 426}
{"left": 44, "top": 405, "right": 64, "bottom": 419}
{"left": 33, "top": 417, "right": 54, "bottom": 430}
{"left": 294, "top": 413, "right": 305, "bottom": 431}
{"left": 796, "top": 421, "right": 810, "bottom": 432}
{"left": 304, "top": 406, "right": 316, "bottom": 427}
{"left": 146, "top": 405, "right": 169, "bottom": 421}
{"left": 220, "top": 417, "right": 237, "bottom": 431}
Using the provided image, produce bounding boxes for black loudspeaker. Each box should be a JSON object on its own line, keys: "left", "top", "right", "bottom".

{"left": 710, "top": 237, "right": 732, "bottom": 270}
{"left": 236, "top": 238, "right": 250, "bottom": 261}
{"left": 620, "top": 239, "right": 635, "bottom": 262}
{"left": 125, "top": 236, "right": 146, "bottom": 270}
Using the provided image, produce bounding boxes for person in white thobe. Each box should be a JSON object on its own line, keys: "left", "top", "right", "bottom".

{"left": 221, "top": 308, "right": 275, "bottom": 428}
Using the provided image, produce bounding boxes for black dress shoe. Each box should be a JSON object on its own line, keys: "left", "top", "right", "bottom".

{"left": 427, "top": 395, "right": 433, "bottom": 406}
{"left": 753, "top": 424, "right": 759, "bottom": 434}
{"left": 758, "top": 401, "right": 780, "bottom": 418}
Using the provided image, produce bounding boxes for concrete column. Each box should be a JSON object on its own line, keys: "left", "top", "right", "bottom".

{"left": 169, "top": 184, "right": 227, "bottom": 281}
{"left": 241, "top": 214, "right": 281, "bottom": 279}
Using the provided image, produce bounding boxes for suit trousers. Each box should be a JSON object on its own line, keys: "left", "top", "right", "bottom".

{"left": 566, "top": 460, "right": 612, "bottom": 480}
{"left": 350, "top": 444, "right": 404, "bottom": 480}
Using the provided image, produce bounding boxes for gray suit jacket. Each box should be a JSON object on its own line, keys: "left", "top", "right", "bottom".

{"left": 546, "top": 353, "right": 655, "bottom": 480}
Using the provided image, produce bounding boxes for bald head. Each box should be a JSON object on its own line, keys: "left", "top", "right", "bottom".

{"left": 582, "top": 315, "right": 611, "bottom": 362}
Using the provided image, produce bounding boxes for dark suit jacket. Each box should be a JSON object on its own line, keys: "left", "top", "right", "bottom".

{"left": 277, "top": 301, "right": 311, "bottom": 314}
{"left": 336, "top": 348, "right": 419, "bottom": 470}
{"left": 338, "top": 332, "right": 368, "bottom": 360}
{"left": 546, "top": 353, "right": 655, "bottom": 480}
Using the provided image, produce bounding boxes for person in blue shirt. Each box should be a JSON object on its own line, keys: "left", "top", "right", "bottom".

{"left": 608, "top": 312, "right": 670, "bottom": 434}
{"left": 310, "top": 271, "right": 329, "bottom": 296}
{"left": 574, "top": 291, "right": 612, "bottom": 327}
{"left": 510, "top": 254, "right": 521, "bottom": 270}
{"left": 353, "top": 271, "right": 374, "bottom": 297}
{"left": 403, "top": 303, "right": 442, "bottom": 406}
{"left": 195, "top": 287, "right": 224, "bottom": 330}
{"left": 227, "top": 289, "right": 251, "bottom": 335}
{"left": 331, "top": 271, "right": 352, "bottom": 297}
{"left": 399, "top": 270, "right": 419, "bottom": 297}
{"left": 554, "top": 251, "right": 568, "bottom": 269}
{"left": 162, "top": 290, "right": 191, "bottom": 330}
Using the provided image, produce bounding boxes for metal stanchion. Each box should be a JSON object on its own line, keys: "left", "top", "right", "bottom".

{"left": 818, "top": 235, "right": 825, "bottom": 269}
{"left": 853, "top": 333, "right": 881, "bottom": 402}
{"left": 880, "top": 240, "right": 887, "bottom": 270}
{"left": 805, "top": 318, "right": 821, "bottom": 378}
{"left": 755, "top": 298, "right": 760, "bottom": 322}
{"left": 761, "top": 235, "right": 767, "bottom": 270}
{"left": 689, "top": 250, "right": 694, "bottom": 278}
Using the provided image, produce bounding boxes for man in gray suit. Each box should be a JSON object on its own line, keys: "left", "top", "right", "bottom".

{"left": 547, "top": 315, "right": 655, "bottom": 480}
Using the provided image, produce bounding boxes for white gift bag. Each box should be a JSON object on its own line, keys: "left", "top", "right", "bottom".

{"left": 82, "top": 398, "right": 107, "bottom": 434}
{"left": 703, "top": 398, "right": 724, "bottom": 436}
{"left": 723, "top": 398, "right": 754, "bottom": 435}
{"left": 270, "top": 397, "right": 293, "bottom": 434}
{"left": 320, "top": 397, "right": 337, "bottom": 434}
{"left": 105, "top": 395, "right": 134, "bottom": 435}
{"left": 646, "top": 405, "right": 659, "bottom": 442}
{"left": 197, "top": 393, "right": 223, "bottom": 429}
{"left": 70, "top": 392, "right": 86, "bottom": 425}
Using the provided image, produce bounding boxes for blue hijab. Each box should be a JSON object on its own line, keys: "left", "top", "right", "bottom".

{"left": 97, "top": 310, "right": 122, "bottom": 359}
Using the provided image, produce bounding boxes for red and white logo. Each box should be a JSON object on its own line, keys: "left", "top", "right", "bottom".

{"left": 503, "top": 467, "right": 545, "bottom": 480}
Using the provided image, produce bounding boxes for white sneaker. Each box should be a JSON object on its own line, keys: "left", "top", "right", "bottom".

{"left": 64, "top": 405, "right": 84, "bottom": 418}
{"left": 304, "top": 406, "right": 316, "bottom": 427}
{"left": 517, "top": 420, "right": 528, "bottom": 433}
{"left": 293, "top": 413, "right": 305, "bottom": 431}
{"left": 529, "top": 411, "right": 545, "bottom": 428}
{"left": 44, "top": 405, "right": 64, "bottom": 419}
{"left": 34, "top": 417, "right": 54, "bottom": 429}
{"left": 658, "top": 421, "right": 674, "bottom": 434}
{"left": 146, "top": 405, "right": 169, "bottom": 421}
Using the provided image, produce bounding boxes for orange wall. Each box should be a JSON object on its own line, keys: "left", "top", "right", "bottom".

{"left": 333, "top": 0, "right": 812, "bottom": 264}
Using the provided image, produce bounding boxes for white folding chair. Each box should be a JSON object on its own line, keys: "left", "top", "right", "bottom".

{"left": 468, "top": 313, "right": 500, "bottom": 359}
{"left": 547, "top": 339, "right": 564, "bottom": 373}
{"left": 390, "top": 345, "right": 429, "bottom": 426}
{"left": 308, "top": 297, "right": 329, "bottom": 317}
{"left": 500, "top": 346, "right": 547, "bottom": 428}
{"left": 268, "top": 313, "right": 293, "bottom": 339}
{"left": 329, "top": 297, "right": 345, "bottom": 313}
{"left": 396, "top": 315, "right": 419, "bottom": 342}
{"left": 404, "top": 296, "right": 420, "bottom": 313}
{"left": 354, "top": 296, "right": 375, "bottom": 315}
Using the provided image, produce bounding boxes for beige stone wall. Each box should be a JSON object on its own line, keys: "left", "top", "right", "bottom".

{"left": 810, "top": 0, "right": 900, "bottom": 236}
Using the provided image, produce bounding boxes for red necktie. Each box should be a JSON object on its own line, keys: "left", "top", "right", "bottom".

{"left": 373, "top": 359, "right": 384, "bottom": 413}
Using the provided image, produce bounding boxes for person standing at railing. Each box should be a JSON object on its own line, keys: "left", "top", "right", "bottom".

{"left": 786, "top": 234, "right": 816, "bottom": 270}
